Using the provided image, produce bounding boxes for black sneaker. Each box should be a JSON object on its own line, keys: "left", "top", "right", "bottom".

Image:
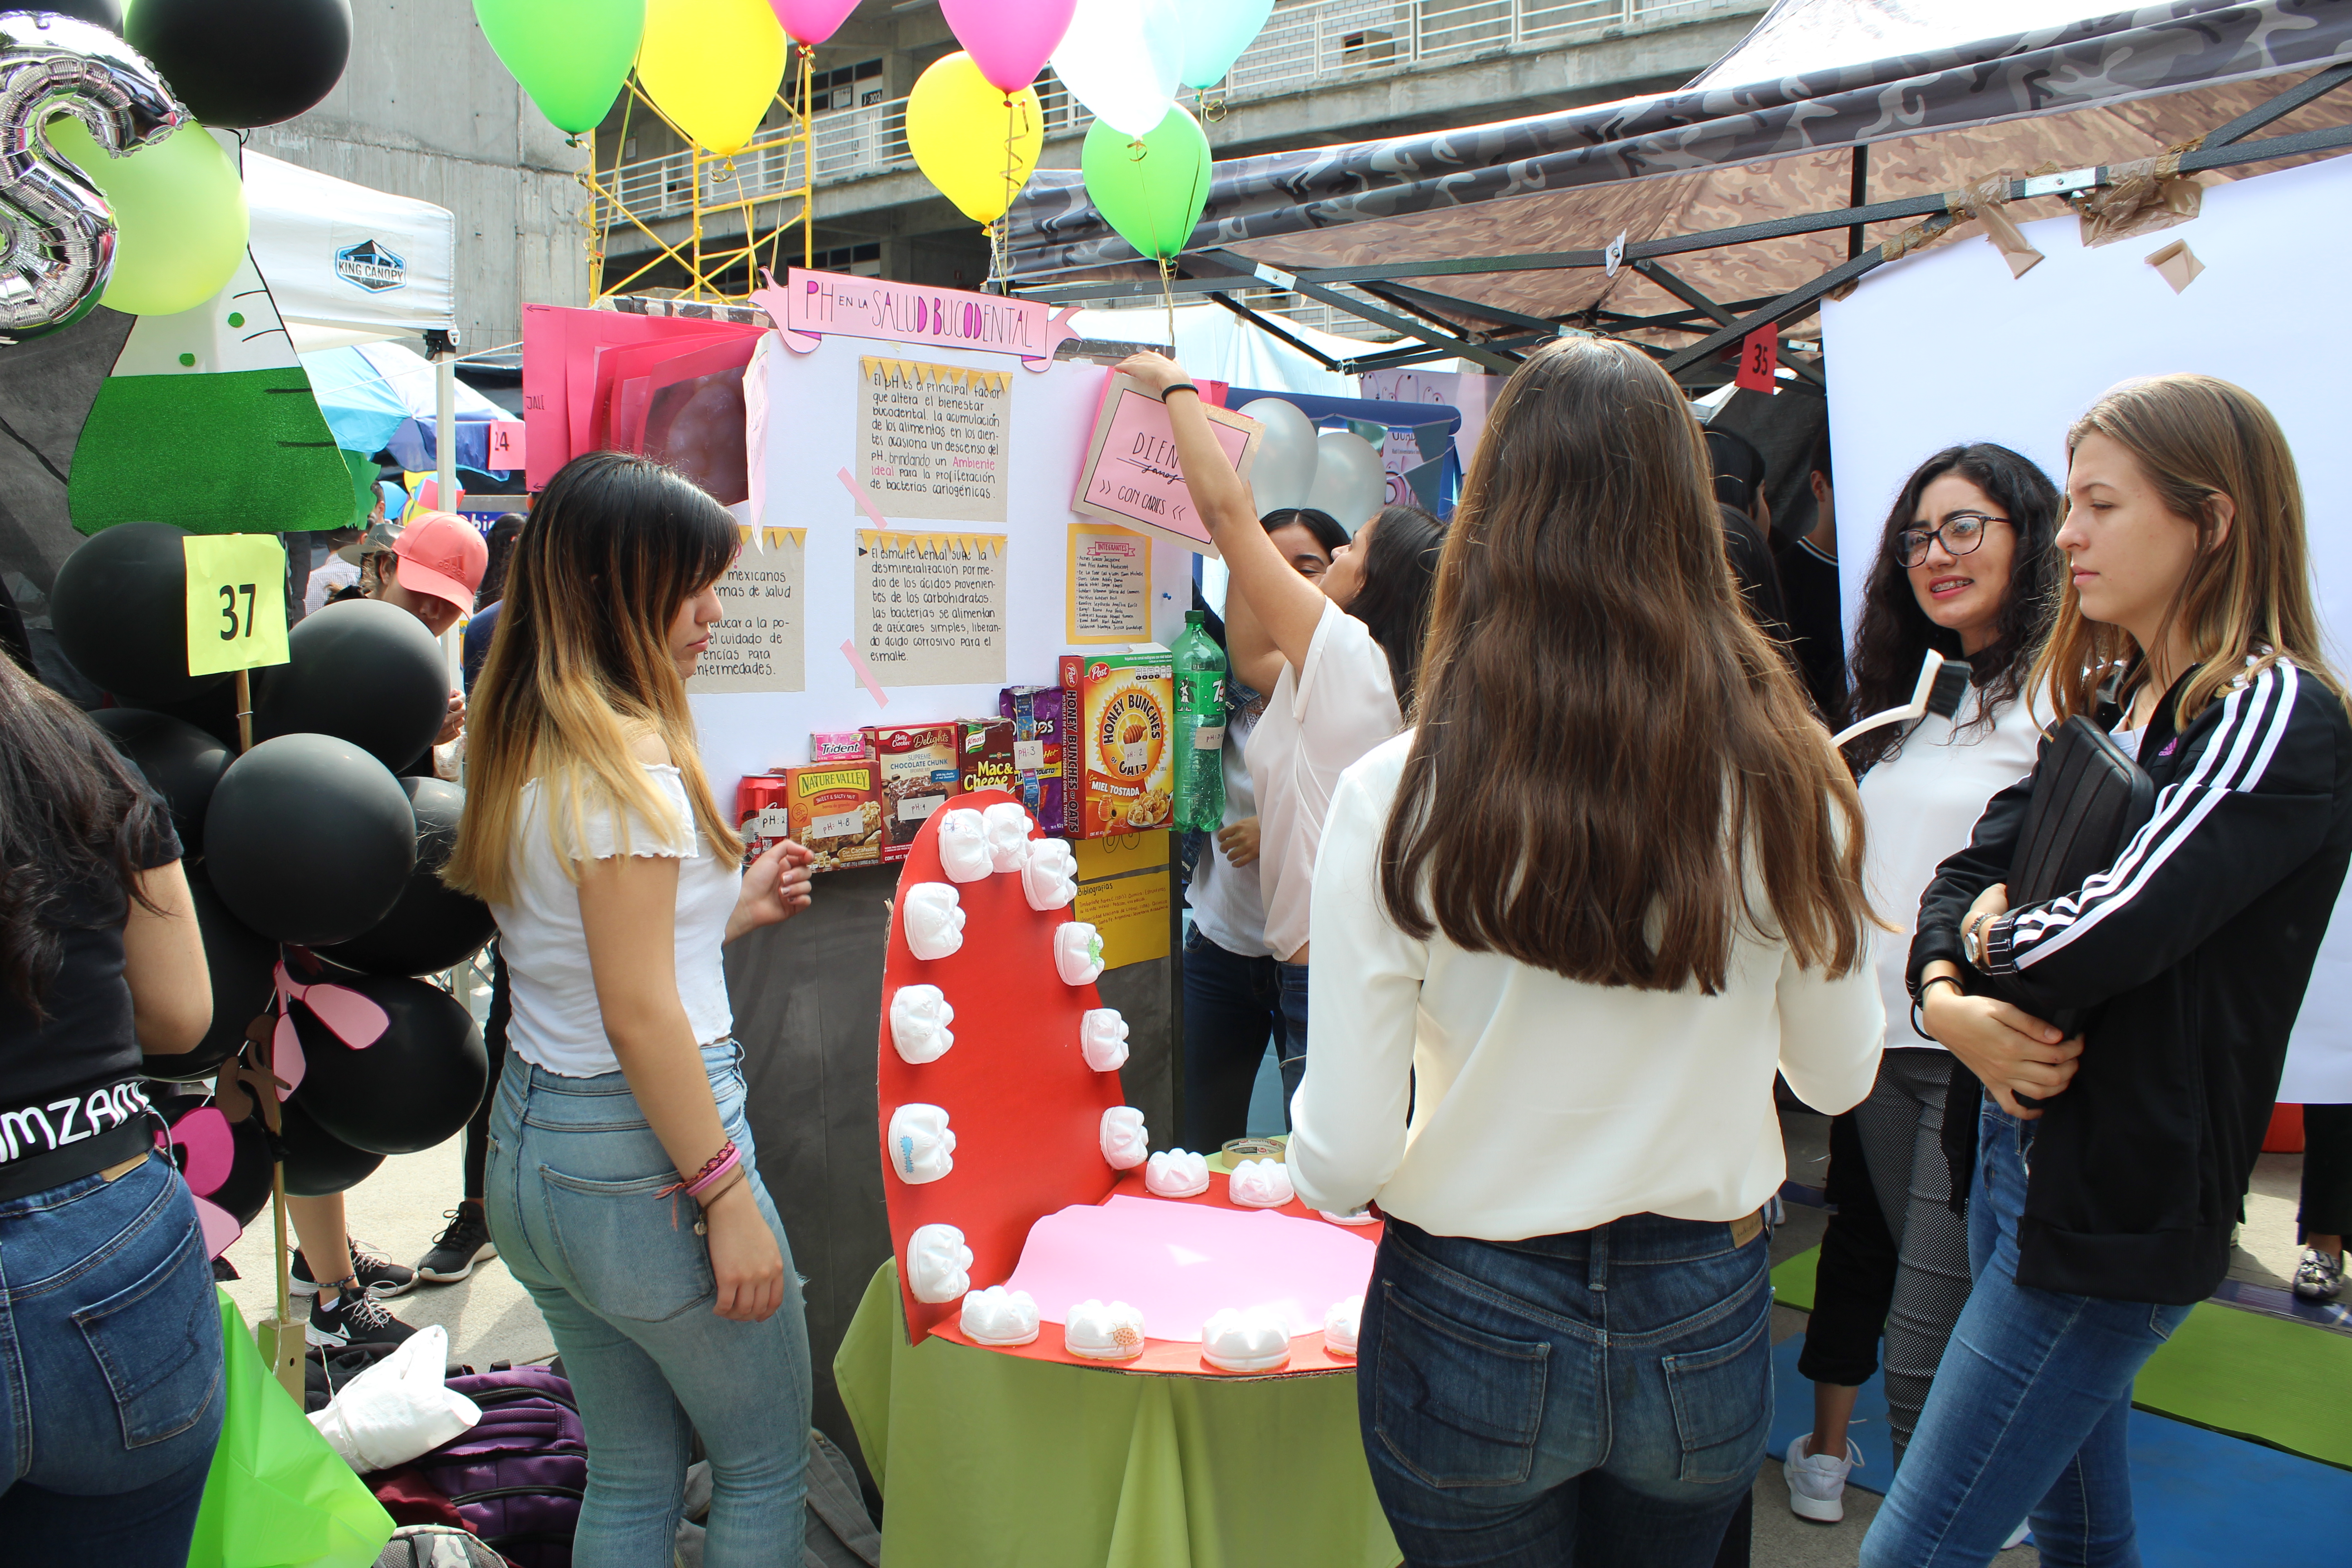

{"left": 292, "top": 1239, "right": 418, "bottom": 1300}
{"left": 306, "top": 1284, "right": 419, "bottom": 1349}
{"left": 416, "top": 1203, "right": 498, "bottom": 1284}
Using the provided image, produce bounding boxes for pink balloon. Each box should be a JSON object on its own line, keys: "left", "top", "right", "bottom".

{"left": 941, "top": 0, "right": 1077, "bottom": 93}
{"left": 170, "top": 1106, "right": 235, "bottom": 1197}
{"left": 769, "top": 0, "right": 860, "bottom": 45}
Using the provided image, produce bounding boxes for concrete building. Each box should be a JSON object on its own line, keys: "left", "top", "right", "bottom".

{"left": 592, "top": 0, "right": 1767, "bottom": 335}
{"left": 250, "top": 0, "right": 594, "bottom": 357}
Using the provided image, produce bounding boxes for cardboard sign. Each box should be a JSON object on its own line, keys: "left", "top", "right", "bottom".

{"left": 1070, "top": 375, "right": 1260, "bottom": 555}
{"left": 182, "top": 534, "right": 289, "bottom": 676}
{"left": 486, "top": 420, "right": 525, "bottom": 469}
{"left": 757, "top": 267, "right": 1079, "bottom": 368}
{"left": 1735, "top": 324, "right": 1781, "bottom": 392}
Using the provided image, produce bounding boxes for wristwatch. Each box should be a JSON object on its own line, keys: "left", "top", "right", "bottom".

{"left": 1963, "top": 912, "right": 1990, "bottom": 970}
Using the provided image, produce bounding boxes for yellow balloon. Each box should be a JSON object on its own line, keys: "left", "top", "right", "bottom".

{"left": 637, "top": 0, "right": 785, "bottom": 156}
{"left": 906, "top": 52, "right": 1042, "bottom": 225}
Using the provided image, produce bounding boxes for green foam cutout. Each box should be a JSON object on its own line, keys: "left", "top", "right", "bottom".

{"left": 69, "top": 368, "right": 356, "bottom": 536}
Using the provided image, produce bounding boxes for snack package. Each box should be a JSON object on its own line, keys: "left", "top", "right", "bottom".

{"left": 784, "top": 761, "right": 882, "bottom": 872}
{"left": 869, "top": 723, "right": 963, "bottom": 862}
{"left": 735, "top": 774, "right": 792, "bottom": 867}
{"left": 1059, "top": 652, "right": 1175, "bottom": 837}
{"left": 810, "top": 730, "right": 872, "bottom": 763}
{"left": 999, "top": 684, "right": 1069, "bottom": 835}
{"left": 957, "top": 717, "right": 1018, "bottom": 796}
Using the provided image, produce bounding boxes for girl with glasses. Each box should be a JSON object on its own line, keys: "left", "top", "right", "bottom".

{"left": 1786, "top": 445, "right": 2063, "bottom": 1524}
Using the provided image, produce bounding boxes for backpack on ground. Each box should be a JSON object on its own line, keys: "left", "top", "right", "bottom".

{"left": 411, "top": 1367, "right": 586, "bottom": 1568}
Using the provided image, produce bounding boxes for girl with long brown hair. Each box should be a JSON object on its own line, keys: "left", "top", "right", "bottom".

{"left": 1867, "top": 376, "right": 2352, "bottom": 1566}
{"left": 1287, "top": 337, "right": 1883, "bottom": 1561}
{"left": 447, "top": 451, "right": 818, "bottom": 1567}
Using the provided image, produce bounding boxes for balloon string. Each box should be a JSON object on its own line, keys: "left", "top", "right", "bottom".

{"left": 1159, "top": 256, "right": 1176, "bottom": 354}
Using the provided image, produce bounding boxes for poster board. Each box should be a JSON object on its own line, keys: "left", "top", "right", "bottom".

{"left": 1820, "top": 153, "right": 2352, "bottom": 1102}
{"left": 686, "top": 330, "right": 1190, "bottom": 801}
{"left": 1070, "top": 374, "right": 1260, "bottom": 554}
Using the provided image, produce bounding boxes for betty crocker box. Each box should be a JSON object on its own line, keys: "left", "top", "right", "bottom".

{"left": 868, "top": 723, "right": 962, "bottom": 862}
{"left": 1059, "top": 652, "right": 1174, "bottom": 838}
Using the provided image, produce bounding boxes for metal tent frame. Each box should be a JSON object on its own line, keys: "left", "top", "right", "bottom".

{"left": 1007, "top": 64, "right": 2352, "bottom": 382}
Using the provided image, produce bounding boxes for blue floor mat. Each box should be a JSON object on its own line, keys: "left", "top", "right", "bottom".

{"left": 1767, "top": 1337, "right": 2352, "bottom": 1564}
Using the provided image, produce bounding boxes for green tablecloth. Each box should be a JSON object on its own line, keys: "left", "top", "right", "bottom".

{"left": 835, "top": 1261, "right": 1400, "bottom": 1568}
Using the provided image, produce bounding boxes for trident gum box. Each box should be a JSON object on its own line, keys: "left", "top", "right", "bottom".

{"left": 1059, "top": 652, "right": 1174, "bottom": 837}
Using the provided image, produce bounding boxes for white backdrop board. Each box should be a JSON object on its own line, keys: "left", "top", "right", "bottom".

{"left": 1823, "top": 153, "right": 2352, "bottom": 1102}
{"left": 688, "top": 333, "right": 1190, "bottom": 798}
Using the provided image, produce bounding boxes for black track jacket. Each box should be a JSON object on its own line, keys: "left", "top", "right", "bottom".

{"left": 1909, "top": 659, "right": 2352, "bottom": 1304}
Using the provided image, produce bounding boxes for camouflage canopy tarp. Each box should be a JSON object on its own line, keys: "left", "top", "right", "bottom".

{"left": 1005, "top": 0, "right": 2352, "bottom": 330}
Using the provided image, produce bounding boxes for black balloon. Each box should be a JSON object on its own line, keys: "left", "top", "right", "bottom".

{"left": 319, "top": 777, "right": 496, "bottom": 977}
{"left": 91, "top": 707, "right": 231, "bottom": 858}
{"left": 143, "top": 880, "right": 278, "bottom": 1082}
{"left": 205, "top": 733, "right": 415, "bottom": 946}
{"left": 277, "top": 1097, "right": 382, "bottom": 1196}
{"left": 50, "top": 522, "right": 230, "bottom": 706}
{"left": 126, "top": 0, "right": 351, "bottom": 128}
{"left": 254, "top": 598, "right": 448, "bottom": 774}
{"left": 287, "top": 974, "right": 487, "bottom": 1156}
{"left": 143, "top": 680, "right": 244, "bottom": 754}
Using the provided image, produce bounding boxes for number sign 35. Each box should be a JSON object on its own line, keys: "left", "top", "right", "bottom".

{"left": 182, "top": 535, "right": 290, "bottom": 676}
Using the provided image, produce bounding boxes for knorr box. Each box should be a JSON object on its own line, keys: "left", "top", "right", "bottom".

{"left": 958, "top": 717, "right": 1019, "bottom": 796}
{"left": 782, "top": 762, "right": 882, "bottom": 872}
{"left": 1058, "top": 651, "right": 1174, "bottom": 837}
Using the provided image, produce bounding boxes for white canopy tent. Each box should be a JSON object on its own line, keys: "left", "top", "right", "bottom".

{"left": 245, "top": 150, "right": 456, "bottom": 354}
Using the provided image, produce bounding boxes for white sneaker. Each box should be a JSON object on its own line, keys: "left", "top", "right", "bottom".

{"left": 1784, "top": 1432, "right": 1861, "bottom": 1523}
{"left": 2001, "top": 1520, "right": 2032, "bottom": 1550}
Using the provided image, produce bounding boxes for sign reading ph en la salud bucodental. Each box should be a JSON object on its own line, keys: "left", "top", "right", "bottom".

{"left": 751, "top": 267, "right": 1081, "bottom": 372}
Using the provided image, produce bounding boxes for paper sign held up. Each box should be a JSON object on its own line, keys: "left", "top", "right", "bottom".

{"left": 1071, "top": 375, "right": 1260, "bottom": 556}
{"left": 486, "top": 421, "right": 526, "bottom": 469}
{"left": 183, "top": 534, "right": 290, "bottom": 676}
{"left": 1734, "top": 325, "right": 1780, "bottom": 392}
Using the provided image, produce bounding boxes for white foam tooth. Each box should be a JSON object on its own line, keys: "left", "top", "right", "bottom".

{"left": 889, "top": 984, "right": 956, "bottom": 1064}
{"left": 1023, "top": 838, "right": 1079, "bottom": 911}
{"left": 1063, "top": 1298, "right": 1146, "bottom": 1360}
{"left": 959, "top": 1285, "right": 1041, "bottom": 1346}
{"left": 1079, "top": 1007, "right": 1130, "bottom": 1072}
{"left": 1100, "top": 1106, "right": 1149, "bottom": 1170}
{"left": 906, "top": 1224, "right": 972, "bottom": 1303}
{"left": 1145, "top": 1148, "right": 1209, "bottom": 1198}
{"left": 887, "top": 1103, "right": 956, "bottom": 1184}
{"left": 936, "top": 808, "right": 992, "bottom": 882}
{"left": 982, "top": 801, "right": 1034, "bottom": 873}
{"left": 1226, "top": 1157, "right": 1295, "bottom": 1209}
{"left": 1201, "top": 1305, "right": 1293, "bottom": 1373}
{"left": 1323, "top": 1294, "right": 1363, "bottom": 1358}
{"left": 1055, "top": 921, "right": 1105, "bottom": 985}
{"left": 902, "top": 882, "right": 966, "bottom": 960}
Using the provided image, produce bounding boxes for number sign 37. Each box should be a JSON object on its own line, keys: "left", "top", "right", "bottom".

{"left": 182, "top": 535, "right": 291, "bottom": 676}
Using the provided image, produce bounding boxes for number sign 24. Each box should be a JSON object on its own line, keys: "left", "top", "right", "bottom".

{"left": 182, "top": 535, "right": 291, "bottom": 676}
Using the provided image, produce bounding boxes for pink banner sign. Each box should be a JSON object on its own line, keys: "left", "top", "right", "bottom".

{"left": 750, "top": 267, "right": 1079, "bottom": 372}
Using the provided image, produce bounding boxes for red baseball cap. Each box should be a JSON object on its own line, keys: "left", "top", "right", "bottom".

{"left": 391, "top": 511, "right": 488, "bottom": 614}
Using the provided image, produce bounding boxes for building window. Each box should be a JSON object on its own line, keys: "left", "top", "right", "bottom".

{"left": 813, "top": 59, "right": 884, "bottom": 112}
{"left": 814, "top": 242, "right": 883, "bottom": 277}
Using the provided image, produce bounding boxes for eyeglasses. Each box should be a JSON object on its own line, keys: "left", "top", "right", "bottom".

{"left": 1897, "top": 510, "right": 2008, "bottom": 568}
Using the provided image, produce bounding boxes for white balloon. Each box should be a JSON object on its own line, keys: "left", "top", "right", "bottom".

{"left": 1239, "top": 397, "right": 1318, "bottom": 514}
{"left": 1051, "top": 0, "right": 1184, "bottom": 140}
{"left": 1306, "top": 430, "right": 1388, "bottom": 532}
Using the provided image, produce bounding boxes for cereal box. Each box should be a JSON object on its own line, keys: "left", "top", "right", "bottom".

{"left": 783, "top": 761, "right": 882, "bottom": 871}
{"left": 869, "top": 723, "right": 962, "bottom": 862}
{"left": 1059, "top": 652, "right": 1175, "bottom": 837}
{"left": 999, "top": 684, "right": 1069, "bottom": 835}
{"left": 958, "top": 717, "right": 1018, "bottom": 796}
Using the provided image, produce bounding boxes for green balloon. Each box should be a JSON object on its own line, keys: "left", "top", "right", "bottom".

{"left": 474, "top": 0, "right": 646, "bottom": 135}
{"left": 1081, "top": 106, "right": 1213, "bottom": 263}
{"left": 45, "top": 116, "right": 248, "bottom": 317}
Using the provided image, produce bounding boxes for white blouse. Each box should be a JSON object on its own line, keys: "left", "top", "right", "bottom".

{"left": 1857, "top": 685, "right": 2048, "bottom": 1053}
{"left": 1243, "top": 599, "right": 1404, "bottom": 963}
{"left": 1288, "top": 732, "right": 1884, "bottom": 1241}
{"left": 493, "top": 763, "right": 738, "bottom": 1079}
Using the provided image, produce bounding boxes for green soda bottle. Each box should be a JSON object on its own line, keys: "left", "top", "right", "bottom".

{"left": 1171, "top": 610, "right": 1228, "bottom": 833}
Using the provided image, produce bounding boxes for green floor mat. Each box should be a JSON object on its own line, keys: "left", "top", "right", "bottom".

{"left": 1769, "top": 1243, "right": 2351, "bottom": 1469}
{"left": 1770, "top": 1244, "right": 1820, "bottom": 1311}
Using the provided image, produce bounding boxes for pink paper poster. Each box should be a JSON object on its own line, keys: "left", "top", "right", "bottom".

{"left": 1070, "top": 377, "right": 1260, "bottom": 554}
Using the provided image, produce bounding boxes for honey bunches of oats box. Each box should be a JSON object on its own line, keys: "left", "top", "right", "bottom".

{"left": 1058, "top": 652, "right": 1175, "bottom": 838}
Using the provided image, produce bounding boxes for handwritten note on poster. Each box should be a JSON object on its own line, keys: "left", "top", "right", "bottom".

{"left": 857, "top": 355, "right": 1012, "bottom": 523}
{"left": 1070, "top": 375, "right": 1260, "bottom": 555}
{"left": 855, "top": 529, "right": 1008, "bottom": 687}
{"left": 687, "top": 527, "right": 808, "bottom": 694}
{"left": 1066, "top": 524, "right": 1151, "bottom": 645}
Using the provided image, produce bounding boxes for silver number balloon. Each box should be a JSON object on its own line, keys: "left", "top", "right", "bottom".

{"left": 0, "top": 11, "right": 182, "bottom": 340}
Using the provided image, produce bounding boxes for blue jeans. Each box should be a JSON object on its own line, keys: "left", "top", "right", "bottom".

{"left": 486, "top": 1040, "right": 812, "bottom": 1568}
{"left": 1278, "top": 960, "right": 1310, "bottom": 1116}
{"left": 1861, "top": 1104, "right": 2193, "bottom": 1568}
{"left": 1357, "top": 1213, "right": 1769, "bottom": 1566}
{"left": 0, "top": 1150, "right": 225, "bottom": 1565}
{"left": 1180, "top": 926, "right": 1288, "bottom": 1151}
